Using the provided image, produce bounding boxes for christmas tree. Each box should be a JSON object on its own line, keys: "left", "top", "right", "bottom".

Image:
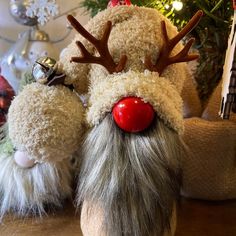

{"left": 80, "top": 0, "right": 233, "bottom": 102}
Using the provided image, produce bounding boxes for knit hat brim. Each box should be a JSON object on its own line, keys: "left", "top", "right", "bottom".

{"left": 87, "top": 70, "right": 184, "bottom": 134}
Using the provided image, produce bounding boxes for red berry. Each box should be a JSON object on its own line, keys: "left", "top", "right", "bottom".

{"left": 0, "top": 67, "right": 15, "bottom": 126}
{"left": 112, "top": 97, "right": 155, "bottom": 133}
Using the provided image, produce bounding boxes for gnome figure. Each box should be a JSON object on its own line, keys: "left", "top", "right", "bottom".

{"left": 60, "top": 3, "right": 202, "bottom": 235}
{"left": 0, "top": 57, "right": 84, "bottom": 218}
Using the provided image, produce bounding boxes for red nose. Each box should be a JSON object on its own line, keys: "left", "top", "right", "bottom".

{"left": 112, "top": 97, "right": 155, "bottom": 133}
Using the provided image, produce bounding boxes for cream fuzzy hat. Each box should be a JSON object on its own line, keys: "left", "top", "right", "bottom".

{"left": 60, "top": 6, "right": 200, "bottom": 133}
{"left": 88, "top": 70, "right": 184, "bottom": 133}
{"left": 8, "top": 83, "right": 84, "bottom": 163}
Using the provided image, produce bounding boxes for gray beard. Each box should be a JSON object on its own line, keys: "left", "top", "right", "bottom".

{"left": 77, "top": 114, "right": 185, "bottom": 236}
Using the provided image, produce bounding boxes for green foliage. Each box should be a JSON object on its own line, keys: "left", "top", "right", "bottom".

{"left": 0, "top": 136, "right": 14, "bottom": 156}
{"left": 80, "top": 0, "right": 234, "bottom": 101}
{"left": 81, "top": 0, "right": 151, "bottom": 17}
{"left": 19, "top": 71, "right": 36, "bottom": 92}
{"left": 0, "top": 124, "right": 14, "bottom": 156}
{"left": 152, "top": 0, "right": 233, "bottom": 101}
{"left": 80, "top": 0, "right": 108, "bottom": 17}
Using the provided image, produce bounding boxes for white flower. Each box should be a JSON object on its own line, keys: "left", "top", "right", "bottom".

{"left": 26, "top": 0, "right": 59, "bottom": 26}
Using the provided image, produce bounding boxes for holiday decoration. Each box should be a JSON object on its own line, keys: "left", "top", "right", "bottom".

{"left": 26, "top": 0, "right": 59, "bottom": 25}
{"left": 0, "top": 67, "right": 15, "bottom": 126}
{"left": 32, "top": 56, "right": 66, "bottom": 86}
{"left": 108, "top": 0, "right": 131, "bottom": 8}
{"left": 0, "top": 0, "right": 74, "bottom": 94}
{"left": 219, "top": 1, "right": 236, "bottom": 119}
{"left": 1, "top": 29, "right": 59, "bottom": 93}
{"left": 9, "top": 0, "right": 38, "bottom": 26}
{"left": 60, "top": 5, "right": 202, "bottom": 235}
{"left": 81, "top": 0, "right": 234, "bottom": 102}
{"left": 0, "top": 56, "right": 84, "bottom": 217}
{"left": 112, "top": 97, "right": 155, "bottom": 132}
{"left": 1, "top": 2, "right": 235, "bottom": 234}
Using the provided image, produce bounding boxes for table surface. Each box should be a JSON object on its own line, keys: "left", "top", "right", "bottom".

{"left": 1, "top": 198, "right": 236, "bottom": 236}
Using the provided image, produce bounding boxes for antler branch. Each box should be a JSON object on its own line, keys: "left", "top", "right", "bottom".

{"left": 67, "top": 15, "right": 127, "bottom": 74}
{"left": 145, "top": 10, "right": 203, "bottom": 75}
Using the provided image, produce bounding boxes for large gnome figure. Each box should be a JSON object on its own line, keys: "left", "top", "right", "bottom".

{"left": 61, "top": 2, "right": 202, "bottom": 235}
{"left": 0, "top": 0, "right": 234, "bottom": 234}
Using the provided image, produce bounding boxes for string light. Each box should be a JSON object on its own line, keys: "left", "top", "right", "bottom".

{"left": 172, "top": 1, "right": 183, "bottom": 11}
{"left": 164, "top": 4, "right": 170, "bottom": 10}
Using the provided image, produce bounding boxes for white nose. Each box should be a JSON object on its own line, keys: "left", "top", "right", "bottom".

{"left": 14, "top": 150, "right": 36, "bottom": 168}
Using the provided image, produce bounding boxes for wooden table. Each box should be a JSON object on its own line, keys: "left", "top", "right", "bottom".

{"left": 176, "top": 199, "right": 236, "bottom": 236}
{"left": 1, "top": 198, "right": 236, "bottom": 236}
{"left": 0, "top": 203, "right": 82, "bottom": 236}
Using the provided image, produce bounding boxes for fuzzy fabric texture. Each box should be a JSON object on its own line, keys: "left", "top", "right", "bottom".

{"left": 88, "top": 70, "right": 184, "bottom": 133}
{"left": 59, "top": 5, "right": 194, "bottom": 235}
{"left": 0, "top": 153, "right": 72, "bottom": 219}
{"left": 8, "top": 83, "right": 84, "bottom": 163}
{"left": 182, "top": 117, "right": 236, "bottom": 200}
{"left": 77, "top": 114, "right": 185, "bottom": 236}
{"left": 181, "top": 71, "right": 202, "bottom": 118}
{"left": 60, "top": 6, "right": 190, "bottom": 130}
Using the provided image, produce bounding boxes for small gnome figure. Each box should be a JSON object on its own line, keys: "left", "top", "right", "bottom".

{"left": 0, "top": 67, "right": 15, "bottom": 126}
{"left": 60, "top": 3, "right": 202, "bottom": 235}
{"left": 0, "top": 57, "right": 84, "bottom": 218}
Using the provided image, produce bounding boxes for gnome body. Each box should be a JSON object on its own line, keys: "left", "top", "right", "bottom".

{"left": 0, "top": 62, "right": 84, "bottom": 218}
{"left": 61, "top": 5, "right": 202, "bottom": 236}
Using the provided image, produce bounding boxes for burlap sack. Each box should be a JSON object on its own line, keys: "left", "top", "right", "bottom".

{"left": 181, "top": 72, "right": 202, "bottom": 118}
{"left": 182, "top": 82, "right": 236, "bottom": 200}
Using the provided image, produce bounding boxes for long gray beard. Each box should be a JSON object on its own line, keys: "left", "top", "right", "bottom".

{"left": 78, "top": 114, "right": 185, "bottom": 236}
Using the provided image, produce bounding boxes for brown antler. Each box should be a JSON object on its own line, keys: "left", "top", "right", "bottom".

{"left": 67, "top": 15, "right": 127, "bottom": 74}
{"left": 145, "top": 10, "right": 203, "bottom": 75}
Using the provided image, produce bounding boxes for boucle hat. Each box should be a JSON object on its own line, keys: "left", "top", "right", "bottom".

{"left": 87, "top": 70, "right": 184, "bottom": 133}
{"left": 60, "top": 6, "right": 202, "bottom": 133}
{"left": 8, "top": 83, "right": 84, "bottom": 163}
